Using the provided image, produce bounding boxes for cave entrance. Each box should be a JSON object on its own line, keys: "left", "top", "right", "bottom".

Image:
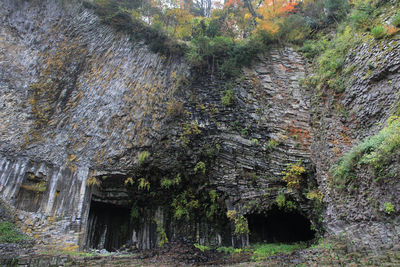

{"left": 86, "top": 200, "right": 133, "bottom": 251}
{"left": 247, "top": 207, "right": 315, "bottom": 243}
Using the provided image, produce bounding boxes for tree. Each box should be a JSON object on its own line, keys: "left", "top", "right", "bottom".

{"left": 255, "top": 0, "right": 299, "bottom": 34}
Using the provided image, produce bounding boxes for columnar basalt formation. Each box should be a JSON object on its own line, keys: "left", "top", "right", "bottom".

{"left": 311, "top": 35, "right": 400, "bottom": 251}
{"left": 0, "top": 0, "right": 187, "bottom": 249}
{"left": 3, "top": 0, "right": 399, "bottom": 254}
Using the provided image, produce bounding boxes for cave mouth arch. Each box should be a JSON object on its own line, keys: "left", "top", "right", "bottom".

{"left": 246, "top": 207, "right": 315, "bottom": 244}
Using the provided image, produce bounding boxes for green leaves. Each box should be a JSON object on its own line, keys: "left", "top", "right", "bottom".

{"left": 331, "top": 116, "right": 400, "bottom": 188}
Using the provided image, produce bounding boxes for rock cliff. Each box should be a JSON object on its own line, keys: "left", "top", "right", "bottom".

{"left": 1, "top": 0, "right": 399, "bottom": 254}
{"left": 312, "top": 32, "right": 400, "bottom": 251}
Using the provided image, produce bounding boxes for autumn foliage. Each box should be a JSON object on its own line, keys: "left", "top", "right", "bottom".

{"left": 256, "top": 0, "right": 299, "bottom": 34}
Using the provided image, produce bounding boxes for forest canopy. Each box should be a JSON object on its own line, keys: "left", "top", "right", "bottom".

{"left": 84, "top": 0, "right": 352, "bottom": 76}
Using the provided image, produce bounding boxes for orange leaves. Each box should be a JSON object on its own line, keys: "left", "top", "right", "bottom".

{"left": 256, "top": 0, "right": 299, "bottom": 34}
{"left": 387, "top": 24, "right": 399, "bottom": 36}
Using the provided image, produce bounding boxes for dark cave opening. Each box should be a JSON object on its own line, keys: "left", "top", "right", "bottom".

{"left": 86, "top": 200, "right": 133, "bottom": 251}
{"left": 247, "top": 207, "right": 315, "bottom": 243}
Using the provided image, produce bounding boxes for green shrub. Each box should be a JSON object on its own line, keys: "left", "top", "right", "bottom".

{"left": 130, "top": 202, "right": 140, "bottom": 223}
{"left": 221, "top": 89, "right": 235, "bottom": 106}
{"left": 276, "top": 194, "right": 286, "bottom": 209}
{"left": 392, "top": 13, "right": 400, "bottom": 27}
{"left": 251, "top": 243, "right": 307, "bottom": 261}
{"left": 331, "top": 116, "right": 400, "bottom": 188}
{"left": 350, "top": 10, "right": 370, "bottom": 29}
{"left": 251, "top": 139, "right": 259, "bottom": 146}
{"left": 266, "top": 139, "right": 279, "bottom": 150}
{"left": 371, "top": 25, "right": 386, "bottom": 39}
{"left": 194, "top": 243, "right": 210, "bottom": 252}
{"left": 216, "top": 246, "right": 243, "bottom": 254}
{"left": 301, "top": 40, "right": 323, "bottom": 59}
{"left": 384, "top": 202, "right": 395, "bottom": 214}
{"left": 172, "top": 191, "right": 199, "bottom": 221}
{"left": 160, "top": 173, "right": 181, "bottom": 189}
{"left": 194, "top": 161, "right": 206, "bottom": 174}
{"left": 305, "top": 25, "right": 358, "bottom": 92}
{"left": 138, "top": 178, "right": 150, "bottom": 191}
{"left": 156, "top": 221, "right": 168, "bottom": 247}
{"left": 324, "top": 0, "right": 350, "bottom": 20}
{"left": 138, "top": 151, "right": 150, "bottom": 165}
{"left": 0, "top": 222, "right": 26, "bottom": 243}
{"left": 226, "top": 210, "right": 249, "bottom": 236}
{"left": 282, "top": 161, "right": 306, "bottom": 190}
{"left": 278, "top": 14, "right": 311, "bottom": 44}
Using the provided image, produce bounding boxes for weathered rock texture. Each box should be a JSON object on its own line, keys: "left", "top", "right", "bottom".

{"left": 0, "top": 0, "right": 186, "bottom": 250}
{"left": 4, "top": 0, "right": 399, "bottom": 254}
{"left": 0, "top": 0, "right": 316, "bottom": 251}
{"left": 312, "top": 32, "right": 400, "bottom": 250}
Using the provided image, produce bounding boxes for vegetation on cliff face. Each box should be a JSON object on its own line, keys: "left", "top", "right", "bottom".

{"left": 80, "top": 0, "right": 400, "bottom": 247}
{"left": 84, "top": 0, "right": 354, "bottom": 77}
{"left": 331, "top": 116, "right": 400, "bottom": 189}
{"left": 303, "top": 0, "right": 400, "bottom": 94}
{"left": 0, "top": 222, "right": 27, "bottom": 243}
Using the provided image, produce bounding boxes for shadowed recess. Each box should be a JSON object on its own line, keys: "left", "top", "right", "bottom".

{"left": 86, "top": 201, "right": 133, "bottom": 251}
{"left": 247, "top": 207, "right": 315, "bottom": 243}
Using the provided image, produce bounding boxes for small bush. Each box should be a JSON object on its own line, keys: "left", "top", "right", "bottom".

{"left": 194, "top": 161, "right": 206, "bottom": 174}
{"left": 124, "top": 177, "right": 134, "bottom": 186}
{"left": 216, "top": 246, "right": 243, "bottom": 254}
{"left": 278, "top": 14, "right": 311, "bottom": 44}
{"left": 306, "top": 190, "right": 324, "bottom": 203}
{"left": 384, "top": 202, "right": 395, "bottom": 214}
{"left": 194, "top": 243, "right": 210, "bottom": 252}
{"left": 387, "top": 25, "right": 399, "bottom": 36}
{"left": 156, "top": 222, "right": 168, "bottom": 247}
{"left": 138, "top": 178, "right": 150, "bottom": 191}
{"left": 160, "top": 173, "right": 181, "bottom": 189}
{"left": 0, "top": 222, "right": 26, "bottom": 243}
{"left": 226, "top": 210, "right": 249, "bottom": 236}
{"left": 251, "top": 243, "right": 307, "bottom": 261}
{"left": 371, "top": 25, "right": 386, "bottom": 39}
{"left": 138, "top": 151, "right": 150, "bottom": 165}
{"left": 276, "top": 194, "right": 286, "bottom": 209}
{"left": 331, "top": 116, "right": 400, "bottom": 187}
{"left": 350, "top": 10, "right": 370, "bottom": 29}
{"left": 276, "top": 194, "right": 296, "bottom": 211}
{"left": 221, "top": 89, "right": 235, "bottom": 106}
{"left": 392, "top": 13, "right": 400, "bottom": 27}
{"left": 301, "top": 40, "right": 322, "bottom": 59}
{"left": 324, "top": 0, "right": 350, "bottom": 20}
{"left": 267, "top": 139, "right": 279, "bottom": 150}
{"left": 172, "top": 192, "right": 199, "bottom": 221}
{"left": 282, "top": 161, "right": 306, "bottom": 190}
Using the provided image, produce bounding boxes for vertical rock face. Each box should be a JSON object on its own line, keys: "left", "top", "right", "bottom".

{"left": 0, "top": 0, "right": 186, "bottom": 249}
{"left": 312, "top": 36, "right": 400, "bottom": 250}
{"left": 0, "top": 0, "right": 316, "bottom": 251}
{"left": 0, "top": 0, "right": 187, "bottom": 167}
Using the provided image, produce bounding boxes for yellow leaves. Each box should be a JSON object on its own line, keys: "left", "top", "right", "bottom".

{"left": 124, "top": 177, "right": 134, "bottom": 186}
{"left": 87, "top": 177, "right": 101, "bottom": 187}
{"left": 226, "top": 210, "right": 250, "bottom": 236}
{"left": 306, "top": 190, "right": 324, "bottom": 203}
{"left": 138, "top": 177, "right": 150, "bottom": 191}
{"left": 282, "top": 161, "right": 306, "bottom": 190}
{"left": 244, "top": 13, "right": 252, "bottom": 20}
{"left": 165, "top": 8, "right": 195, "bottom": 40}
